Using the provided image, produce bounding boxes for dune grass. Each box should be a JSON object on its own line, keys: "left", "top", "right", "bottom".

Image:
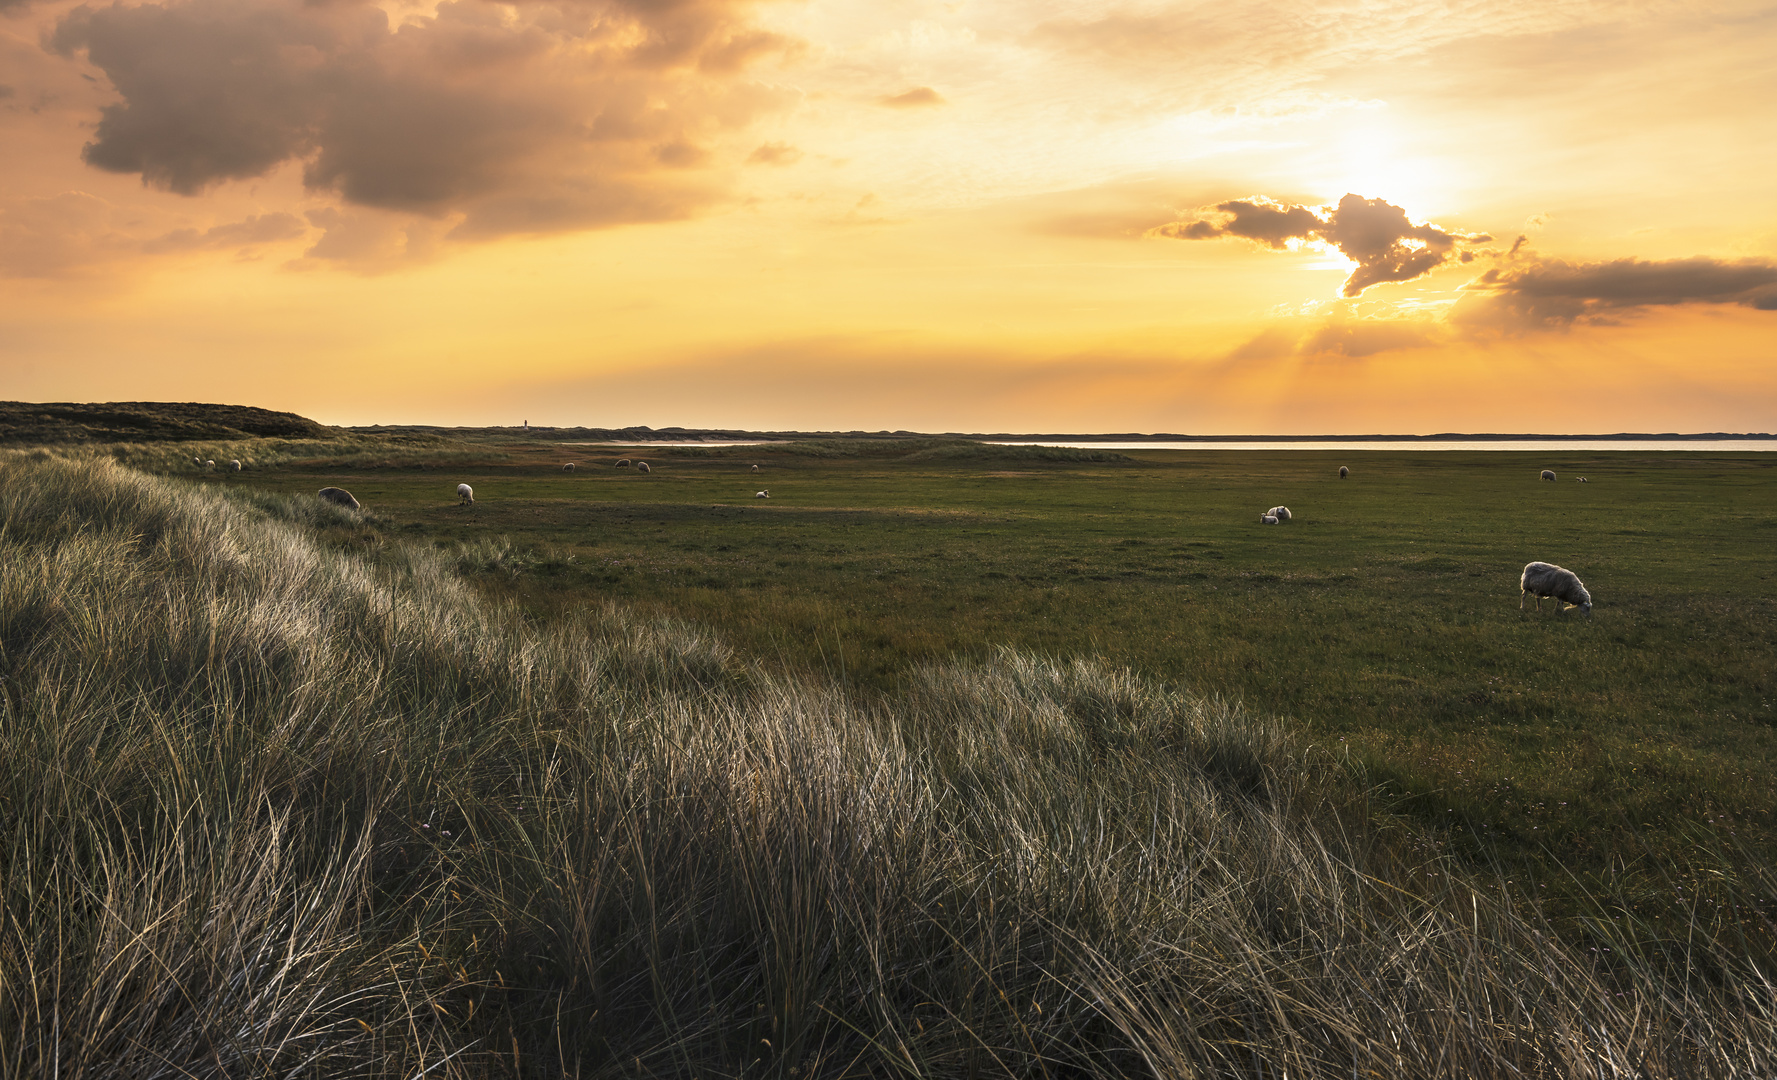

{"left": 238, "top": 441, "right": 1777, "bottom": 912}
{"left": 2, "top": 452, "right": 1776, "bottom": 1076}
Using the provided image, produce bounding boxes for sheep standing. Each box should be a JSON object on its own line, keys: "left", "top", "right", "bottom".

{"left": 1541, "top": 470, "right": 1557, "bottom": 481}
{"left": 204, "top": 459, "right": 216, "bottom": 470}
{"left": 637, "top": 461, "right": 651, "bottom": 474}
{"left": 229, "top": 459, "right": 242, "bottom": 472}
{"left": 751, "top": 464, "right": 760, "bottom": 472}
{"left": 563, "top": 462, "right": 576, "bottom": 472}
{"left": 1266, "top": 506, "right": 1292, "bottom": 522}
{"left": 1339, "top": 466, "right": 1349, "bottom": 479}
{"left": 756, "top": 490, "right": 770, "bottom": 499}
{"left": 318, "top": 487, "right": 360, "bottom": 510}
{"left": 1520, "top": 561, "right": 1592, "bottom": 616}
{"left": 615, "top": 458, "right": 631, "bottom": 468}
{"left": 457, "top": 483, "right": 474, "bottom": 505}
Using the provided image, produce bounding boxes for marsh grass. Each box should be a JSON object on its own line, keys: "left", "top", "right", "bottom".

{"left": 2, "top": 454, "right": 1775, "bottom": 1077}
{"left": 75, "top": 434, "right": 511, "bottom": 476}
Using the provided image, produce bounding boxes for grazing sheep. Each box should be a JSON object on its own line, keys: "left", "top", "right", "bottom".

{"left": 457, "top": 483, "right": 474, "bottom": 505}
{"left": 1520, "top": 561, "right": 1592, "bottom": 616}
{"left": 1577, "top": 476, "right": 1589, "bottom": 483}
{"left": 204, "top": 459, "right": 216, "bottom": 470}
{"left": 751, "top": 464, "right": 760, "bottom": 472}
{"left": 756, "top": 490, "right": 770, "bottom": 499}
{"left": 192, "top": 456, "right": 203, "bottom": 466}
{"left": 563, "top": 462, "right": 576, "bottom": 472}
{"left": 318, "top": 487, "right": 360, "bottom": 510}
{"left": 1260, "top": 514, "right": 1279, "bottom": 524}
{"left": 229, "top": 459, "right": 242, "bottom": 472}
{"left": 1541, "top": 469, "right": 1557, "bottom": 481}
{"left": 616, "top": 458, "right": 631, "bottom": 468}
{"left": 1266, "top": 506, "right": 1292, "bottom": 522}
{"left": 637, "top": 461, "right": 651, "bottom": 473}
{"left": 1339, "top": 466, "right": 1349, "bottom": 479}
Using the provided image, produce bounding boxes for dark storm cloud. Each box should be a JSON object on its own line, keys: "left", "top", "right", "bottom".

{"left": 1455, "top": 254, "right": 1777, "bottom": 329}
{"left": 47, "top": 0, "right": 796, "bottom": 248}
{"left": 1152, "top": 194, "right": 1489, "bottom": 297}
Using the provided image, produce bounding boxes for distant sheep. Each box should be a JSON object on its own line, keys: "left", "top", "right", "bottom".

{"left": 457, "top": 483, "right": 474, "bottom": 505}
{"left": 637, "top": 461, "right": 651, "bottom": 473}
{"left": 756, "top": 490, "right": 770, "bottom": 499}
{"left": 1576, "top": 476, "right": 1589, "bottom": 483}
{"left": 204, "top": 459, "right": 215, "bottom": 470}
{"left": 751, "top": 464, "right": 760, "bottom": 472}
{"left": 1541, "top": 470, "right": 1556, "bottom": 481}
{"left": 1520, "top": 561, "right": 1592, "bottom": 616}
{"left": 563, "top": 462, "right": 576, "bottom": 472}
{"left": 318, "top": 487, "right": 361, "bottom": 510}
{"left": 1260, "top": 514, "right": 1279, "bottom": 524}
{"left": 192, "top": 456, "right": 203, "bottom": 466}
{"left": 1266, "top": 506, "right": 1292, "bottom": 522}
{"left": 616, "top": 458, "right": 631, "bottom": 468}
{"left": 1339, "top": 466, "right": 1349, "bottom": 479}
{"left": 229, "top": 459, "right": 242, "bottom": 472}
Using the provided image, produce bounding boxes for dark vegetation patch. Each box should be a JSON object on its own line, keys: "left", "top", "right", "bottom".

{"left": 0, "top": 400, "right": 335, "bottom": 442}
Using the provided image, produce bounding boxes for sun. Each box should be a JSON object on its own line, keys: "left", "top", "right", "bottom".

{"left": 1314, "top": 111, "right": 1454, "bottom": 217}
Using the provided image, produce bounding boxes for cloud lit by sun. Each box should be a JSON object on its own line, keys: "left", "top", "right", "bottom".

{"left": 0, "top": 0, "right": 1772, "bottom": 431}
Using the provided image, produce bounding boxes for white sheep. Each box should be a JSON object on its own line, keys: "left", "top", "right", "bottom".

{"left": 1260, "top": 514, "right": 1279, "bottom": 524}
{"left": 1576, "top": 476, "right": 1589, "bottom": 483}
{"left": 229, "top": 459, "right": 242, "bottom": 472}
{"left": 637, "top": 461, "right": 651, "bottom": 473}
{"left": 204, "top": 459, "right": 216, "bottom": 470}
{"left": 1266, "top": 506, "right": 1292, "bottom": 522}
{"left": 457, "top": 483, "right": 474, "bottom": 505}
{"left": 192, "top": 456, "right": 203, "bottom": 466}
{"left": 751, "top": 464, "right": 760, "bottom": 471}
{"left": 1541, "top": 469, "right": 1557, "bottom": 481}
{"left": 1339, "top": 466, "right": 1349, "bottom": 479}
{"left": 563, "top": 462, "right": 576, "bottom": 472}
{"left": 1520, "top": 561, "right": 1592, "bottom": 616}
{"left": 616, "top": 458, "right": 631, "bottom": 468}
{"left": 318, "top": 487, "right": 360, "bottom": 510}
{"left": 756, "top": 490, "right": 770, "bottom": 499}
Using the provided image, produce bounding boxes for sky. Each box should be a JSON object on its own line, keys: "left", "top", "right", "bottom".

{"left": 1, "top": 0, "right": 1774, "bottom": 432}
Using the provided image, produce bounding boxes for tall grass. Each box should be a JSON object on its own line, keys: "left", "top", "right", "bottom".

{"left": 74, "top": 434, "right": 509, "bottom": 475}
{"left": 1, "top": 454, "right": 1773, "bottom": 1077}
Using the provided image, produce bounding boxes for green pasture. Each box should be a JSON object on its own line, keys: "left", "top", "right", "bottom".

{"left": 201, "top": 443, "right": 1777, "bottom": 895}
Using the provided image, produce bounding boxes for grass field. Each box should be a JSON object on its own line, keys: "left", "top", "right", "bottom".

{"left": 214, "top": 441, "right": 1777, "bottom": 893}
{"left": 5, "top": 440, "right": 1775, "bottom": 1076}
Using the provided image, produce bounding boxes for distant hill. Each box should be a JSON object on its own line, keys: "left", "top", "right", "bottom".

{"left": 0, "top": 401, "right": 336, "bottom": 444}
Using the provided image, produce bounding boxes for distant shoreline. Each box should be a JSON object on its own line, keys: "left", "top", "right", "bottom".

{"left": 3, "top": 401, "right": 1772, "bottom": 445}
{"left": 362, "top": 425, "right": 1777, "bottom": 443}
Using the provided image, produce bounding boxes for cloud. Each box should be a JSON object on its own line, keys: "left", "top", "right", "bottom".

{"left": 46, "top": 0, "right": 797, "bottom": 248}
{"left": 0, "top": 192, "right": 309, "bottom": 275}
{"left": 1454, "top": 253, "right": 1777, "bottom": 330}
{"left": 745, "top": 141, "right": 802, "bottom": 166}
{"left": 878, "top": 87, "right": 944, "bottom": 108}
{"left": 141, "top": 212, "right": 307, "bottom": 254}
{"left": 1153, "top": 194, "right": 1489, "bottom": 296}
{"left": 1299, "top": 318, "right": 1439, "bottom": 358}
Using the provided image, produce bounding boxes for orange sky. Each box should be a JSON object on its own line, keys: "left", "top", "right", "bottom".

{"left": 2, "top": 0, "right": 1774, "bottom": 432}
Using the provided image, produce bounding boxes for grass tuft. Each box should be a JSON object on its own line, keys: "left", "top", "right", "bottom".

{"left": 2, "top": 453, "right": 1773, "bottom": 1077}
